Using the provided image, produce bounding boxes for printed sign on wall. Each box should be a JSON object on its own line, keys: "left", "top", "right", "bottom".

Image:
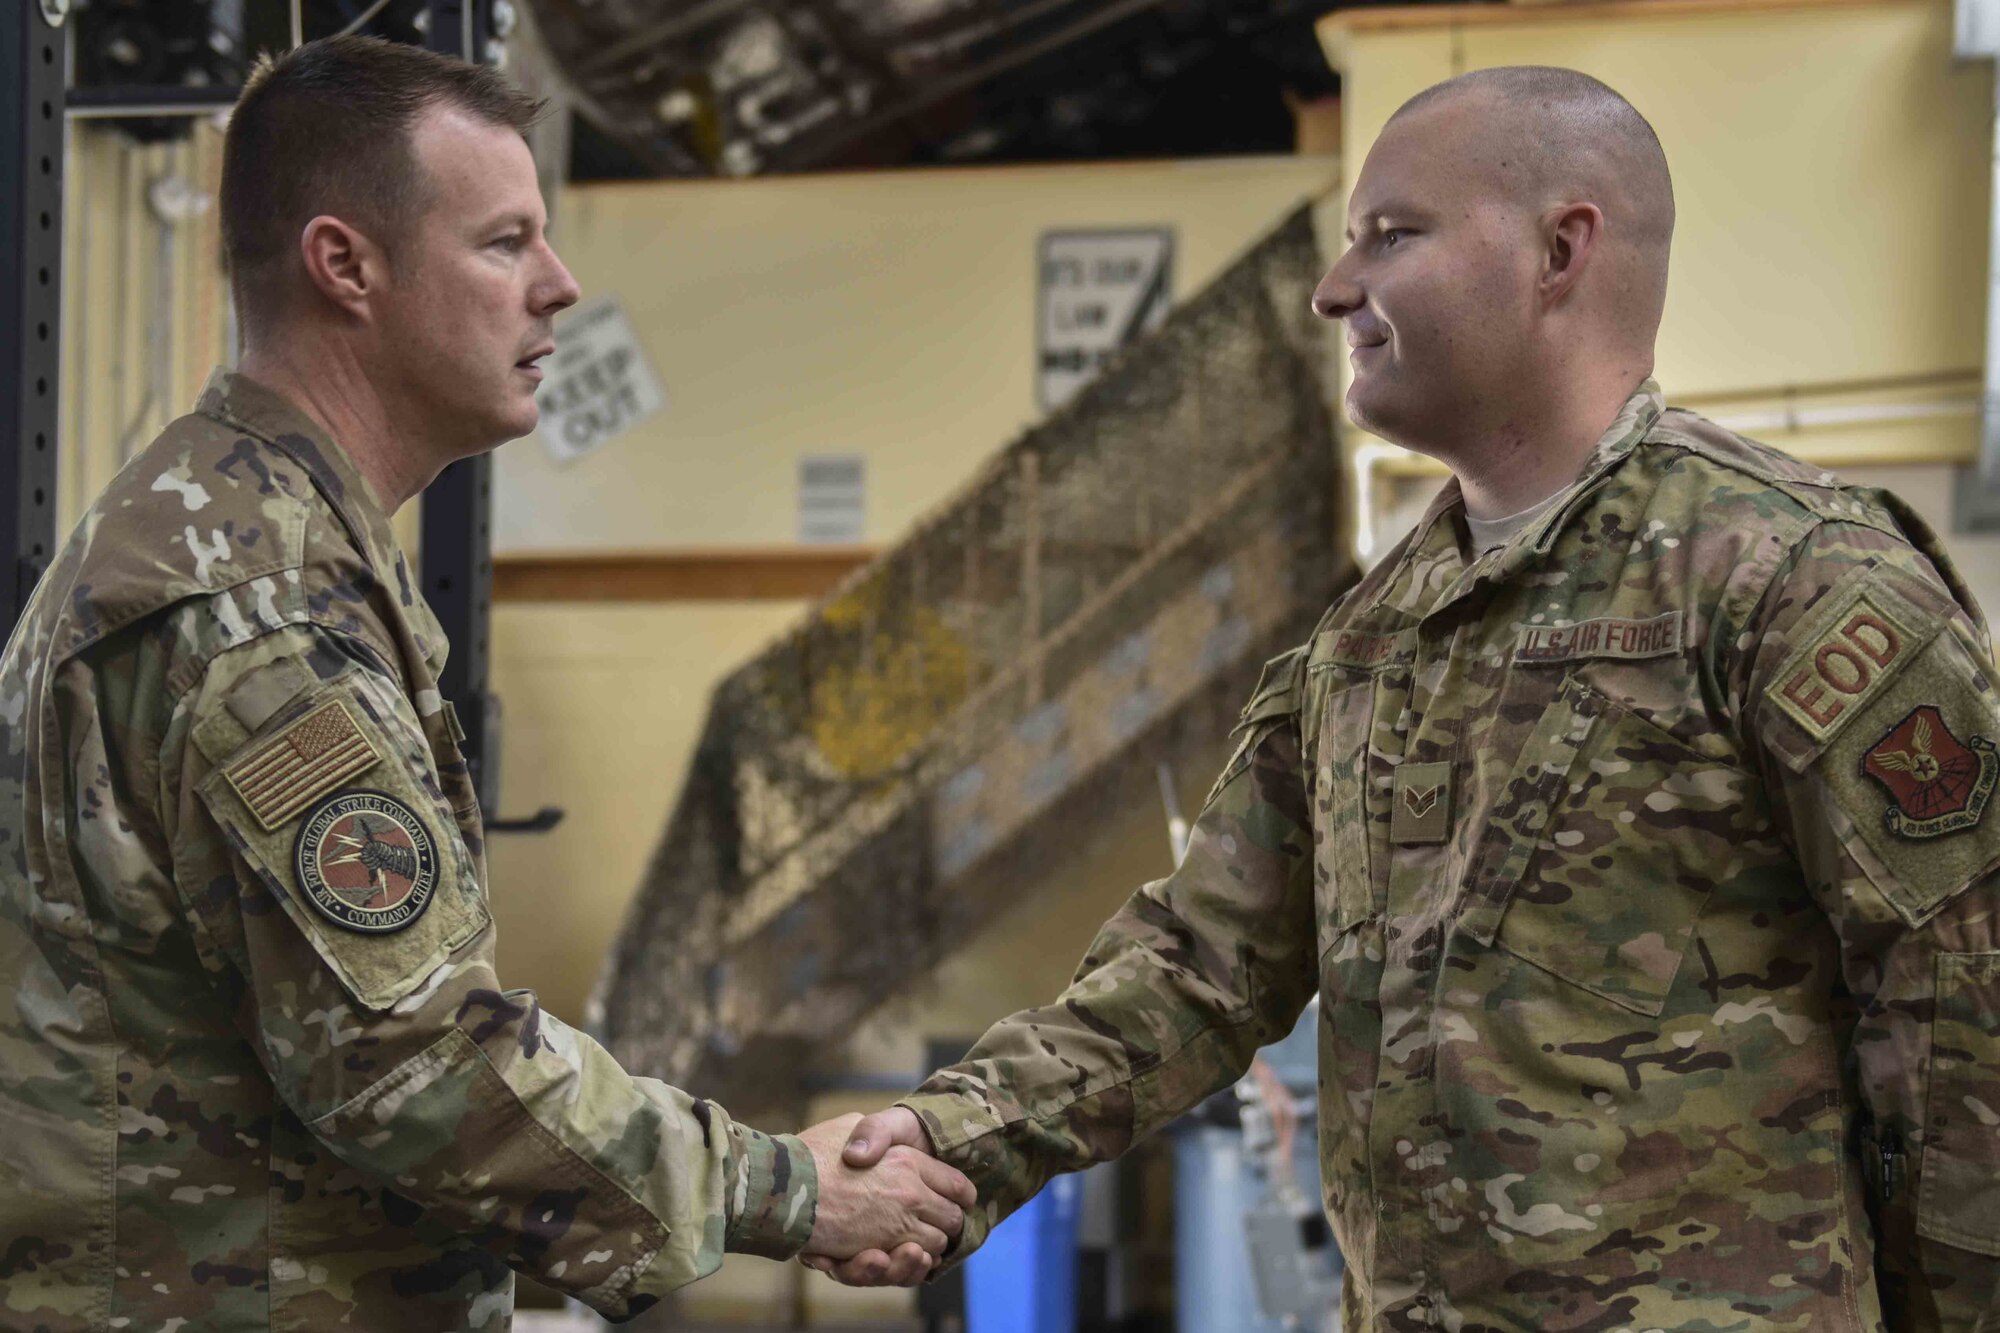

{"left": 1037, "top": 228, "right": 1174, "bottom": 412}
{"left": 799, "top": 454, "right": 866, "bottom": 544}
{"left": 533, "top": 297, "right": 668, "bottom": 464}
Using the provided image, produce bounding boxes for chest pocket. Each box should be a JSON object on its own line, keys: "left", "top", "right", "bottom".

{"left": 1311, "top": 670, "right": 1388, "bottom": 1234}
{"left": 1314, "top": 676, "right": 1383, "bottom": 944}
{"left": 1458, "top": 672, "right": 1751, "bottom": 1017}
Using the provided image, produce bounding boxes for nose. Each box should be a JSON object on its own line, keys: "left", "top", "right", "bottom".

{"left": 1310, "top": 248, "right": 1362, "bottom": 323}
{"left": 536, "top": 239, "right": 582, "bottom": 317}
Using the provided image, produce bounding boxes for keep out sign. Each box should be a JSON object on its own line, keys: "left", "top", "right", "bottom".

{"left": 533, "top": 297, "right": 668, "bottom": 464}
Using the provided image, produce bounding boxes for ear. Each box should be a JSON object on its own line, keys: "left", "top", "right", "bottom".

{"left": 1540, "top": 202, "right": 1603, "bottom": 306}
{"left": 298, "top": 215, "right": 385, "bottom": 320}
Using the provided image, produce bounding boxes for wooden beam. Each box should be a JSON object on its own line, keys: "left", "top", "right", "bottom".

{"left": 492, "top": 547, "right": 877, "bottom": 603}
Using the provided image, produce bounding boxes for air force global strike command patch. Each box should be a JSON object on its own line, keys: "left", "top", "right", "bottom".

{"left": 294, "top": 790, "right": 441, "bottom": 932}
{"left": 1862, "top": 705, "right": 1999, "bottom": 840}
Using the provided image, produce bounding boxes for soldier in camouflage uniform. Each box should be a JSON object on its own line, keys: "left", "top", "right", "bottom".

{"left": 826, "top": 68, "right": 2000, "bottom": 1329}
{"left": 0, "top": 36, "right": 969, "bottom": 1330}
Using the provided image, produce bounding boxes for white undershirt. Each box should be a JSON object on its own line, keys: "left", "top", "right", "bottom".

{"left": 1465, "top": 488, "right": 1567, "bottom": 554}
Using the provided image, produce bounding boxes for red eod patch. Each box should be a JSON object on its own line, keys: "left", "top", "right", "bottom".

{"left": 1773, "top": 595, "right": 1911, "bottom": 741}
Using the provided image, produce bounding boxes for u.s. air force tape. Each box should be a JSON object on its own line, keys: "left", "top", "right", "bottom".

{"left": 293, "top": 789, "right": 440, "bottom": 934}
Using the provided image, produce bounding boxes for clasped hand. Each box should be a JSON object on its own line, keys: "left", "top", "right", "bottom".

{"left": 798, "top": 1109, "right": 972, "bottom": 1287}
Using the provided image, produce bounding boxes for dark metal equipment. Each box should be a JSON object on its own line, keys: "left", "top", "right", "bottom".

{"left": 538, "top": 0, "right": 1350, "bottom": 179}
{"left": 1, "top": 3, "right": 67, "bottom": 641}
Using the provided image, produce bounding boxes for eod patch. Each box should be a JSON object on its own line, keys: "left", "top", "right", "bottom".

{"left": 293, "top": 789, "right": 440, "bottom": 933}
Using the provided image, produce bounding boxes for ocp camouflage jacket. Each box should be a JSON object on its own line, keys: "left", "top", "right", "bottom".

{"left": 0, "top": 371, "right": 815, "bottom": 1331}
{"left": 902, "top": 381, "right": 2000, "bottom": 1331}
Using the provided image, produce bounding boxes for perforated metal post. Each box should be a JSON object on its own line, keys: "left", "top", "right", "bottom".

{"left": 0, "top": 4, "right": 65, "bottom": 639}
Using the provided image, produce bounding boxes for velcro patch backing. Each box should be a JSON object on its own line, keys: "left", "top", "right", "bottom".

{"left": 1816, "top": 626, "right": 2000, "bottom": 926}
{"left": 224, "top": 698, "right": 382, "bottom": 831}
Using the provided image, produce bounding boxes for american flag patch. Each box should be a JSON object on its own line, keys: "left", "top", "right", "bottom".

{"left": 224, "top": 698, "right": 382, "bottom": 831}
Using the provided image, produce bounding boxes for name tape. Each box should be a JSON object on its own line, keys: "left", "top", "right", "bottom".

{"left": 1315, "top": 627, "right": 1417, "bottom": 671}
{"left": 1515, "top": 611, "right": 1684, "bottom": 665}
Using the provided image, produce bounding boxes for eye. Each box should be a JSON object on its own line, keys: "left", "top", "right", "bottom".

{"left": 491, "top": 233, "right": 526, "bottom": 253}
{"left": 1381, "top": 228, "right": 1410, "bottom": 249}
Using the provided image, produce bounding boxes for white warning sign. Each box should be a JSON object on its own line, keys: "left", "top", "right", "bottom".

{"left": 533, "top": 297, "right": 668, "bottom": 464}
{"left": 1037, "top": 229, "right": 1174, "bottom": 412}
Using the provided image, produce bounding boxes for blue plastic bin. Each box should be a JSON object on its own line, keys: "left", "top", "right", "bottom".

{"left": 964, "top": 1172, "right": 1081, "bottom": 1333}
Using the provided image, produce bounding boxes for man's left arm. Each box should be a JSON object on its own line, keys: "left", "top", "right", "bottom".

{"left": 1736, "top": 519, "right": 2000, "bottom": 1329}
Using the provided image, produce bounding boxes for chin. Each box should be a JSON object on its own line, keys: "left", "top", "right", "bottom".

{"left": 1345, "top": 386, "right": 1394, "bottom": 439}
{"left": 492, "top": 400, "right": 541, "bottom": 444}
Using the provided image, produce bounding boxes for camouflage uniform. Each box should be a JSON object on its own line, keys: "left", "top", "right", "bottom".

{"left": 0, "top": 371, "right": 816, "bottom": 1330}
{"left": 901, "top": 381, "right": 2000, "bottom": 1331}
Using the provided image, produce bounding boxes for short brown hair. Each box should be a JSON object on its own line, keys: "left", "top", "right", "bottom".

{"left": 220, "top": 34, "right": 544, "bottom": 340}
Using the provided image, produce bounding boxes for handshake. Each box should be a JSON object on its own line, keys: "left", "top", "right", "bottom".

{"left": 796, "top": 1106, "right": 970, "bottom": 1287}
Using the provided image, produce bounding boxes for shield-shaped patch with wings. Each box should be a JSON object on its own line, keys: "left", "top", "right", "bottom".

{"left": 1861, "top": 705, "right": 1999, "bottom": 839}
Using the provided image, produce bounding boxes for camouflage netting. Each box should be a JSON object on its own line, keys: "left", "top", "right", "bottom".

{"left": 591, "top": 205, "right": 1355, "bottom": 1113}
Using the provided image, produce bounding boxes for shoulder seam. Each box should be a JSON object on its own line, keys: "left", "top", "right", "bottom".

{"left": 53, "top": 491, "right": 313, "bottom": 667}
{"left": 1643, "top": 427, "right": 1906, "bottom": 533}
{"left": 163, "top": 618, "right": 398, "bottom": 731}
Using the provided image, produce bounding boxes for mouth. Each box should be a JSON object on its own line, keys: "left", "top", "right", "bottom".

{"left": 515, "top": 346, "right": 554, "bottom": 380}
{"left": 1349, "top": 339, "right": 1387, "bottom": 363}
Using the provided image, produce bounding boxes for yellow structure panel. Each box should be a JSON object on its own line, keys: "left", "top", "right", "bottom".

{"left": 496, "top": 156, "right": 1336, "bottom": 554}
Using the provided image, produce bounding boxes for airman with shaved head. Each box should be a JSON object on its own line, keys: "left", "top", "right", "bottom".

{"left": 816, "top": 67, "right": 2000, "bottom": 1330}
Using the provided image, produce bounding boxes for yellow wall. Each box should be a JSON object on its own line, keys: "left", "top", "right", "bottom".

{"left": 485, "top": 157, "right": 1337, "bottom": 1024}
{"left": 493, "top": 158, "right": 1336, "bottom": 552}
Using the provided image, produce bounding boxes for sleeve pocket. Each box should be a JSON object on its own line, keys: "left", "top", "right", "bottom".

{"left": 1918, "top": 951, "right": 2000, "bottom": 1257}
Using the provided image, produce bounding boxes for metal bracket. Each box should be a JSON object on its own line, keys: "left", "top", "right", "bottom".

{"left": 1, "top": 5, "right": 66, "bottom": 639}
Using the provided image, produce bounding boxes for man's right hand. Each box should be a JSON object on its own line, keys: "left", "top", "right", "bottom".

{"left": 797, "top": 1112, "right": 974, "bottom": 1287}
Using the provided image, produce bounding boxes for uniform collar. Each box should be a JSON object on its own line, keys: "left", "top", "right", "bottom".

{"left": 195, "top": 368, "right": 406, "bottom": 581}
{"left": 1369, "top": 378, "right": 1667, "bottom": 622}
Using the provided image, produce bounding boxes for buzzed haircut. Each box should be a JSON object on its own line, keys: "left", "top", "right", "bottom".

{"left": 220, "top": 34, "right": 543, "bottom": 342}
{"left": 1394, "top": 65, "right": 1675, "bottom": 254}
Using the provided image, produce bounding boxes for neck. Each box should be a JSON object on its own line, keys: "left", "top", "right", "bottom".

{"left": 237, "top": 335, "right": 446, "bottom": 514}
{"left": 1446, "top": 364, "right": 1651, "bottom": 520}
